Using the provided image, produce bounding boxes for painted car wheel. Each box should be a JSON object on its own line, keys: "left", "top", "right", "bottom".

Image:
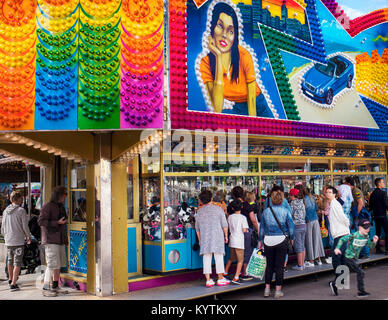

{"left": 325, "top": 89, "right": 333, "bottom": 105}
{"left": 346, "top": 75, "right": 353, "bottom": 88}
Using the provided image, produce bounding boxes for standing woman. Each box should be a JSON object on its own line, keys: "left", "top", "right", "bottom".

{"left": 259, "top": 189, "right": 294, "bottom": 298}
{"left": 198, "top": 2, "right": 272, "bottom": 117}
{"left": 195, "top": 189, "right": 230, "bottom": 287}
{"left": 289, "top": 188, "right": 307, "bottom": 271}
{"left": 302, "top": 187, "right": 325, "bottom": 267}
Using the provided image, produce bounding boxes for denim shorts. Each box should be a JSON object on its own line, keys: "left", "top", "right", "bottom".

{"left": 294, "top": 224, "right": 307, "bottom": 253}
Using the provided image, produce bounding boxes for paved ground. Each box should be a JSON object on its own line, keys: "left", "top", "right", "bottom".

{"left": 217, "top": 260, "right": 388, "bottom": 300}
{"left": 0, "top": 259, "right": 387, "bottom": 300}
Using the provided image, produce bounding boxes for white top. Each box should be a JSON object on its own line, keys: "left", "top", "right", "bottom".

{"left": 228, "top": 213, "right": 249, "bottom": 249}
{"left": 264, "top": 235, "right": 286, "bottom": 247}
{"left": 337, "top": 184, "right": 354, "bottom": 203}
{"left": 328, "top": 199, "right": 350, "bottom": 239}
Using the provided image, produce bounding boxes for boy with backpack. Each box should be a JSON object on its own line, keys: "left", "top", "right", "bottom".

{"left": 224, "top": 200, "right": 249, "bottom": 285}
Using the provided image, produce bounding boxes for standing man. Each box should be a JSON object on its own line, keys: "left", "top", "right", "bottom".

{"left": 1, "top": 191, "right": 31, "bottom": 291}
{"left": 325, "top": 186, "right": 350, "bottom": 296}
{"left": 369, "top": 178, "right": 388, "bottom": 255}
{"left": 38, "top": 186, "right": 69, "bottom": 297}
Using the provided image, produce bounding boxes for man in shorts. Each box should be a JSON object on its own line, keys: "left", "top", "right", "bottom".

{"left": 38, "top": 186, "right": 69, "bottom": 297}
{"left": 1, "top": 191, "right": 31, "bottom": 291}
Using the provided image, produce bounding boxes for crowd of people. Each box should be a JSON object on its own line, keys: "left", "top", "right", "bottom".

{"left": 1, "top": 187, "right": 69, "bottom": 296}
{"left": 0, "top": 176, "right": 387, "bottom": 299}
{"left": 195, "top": 177, "right": 388, "bottom": 298}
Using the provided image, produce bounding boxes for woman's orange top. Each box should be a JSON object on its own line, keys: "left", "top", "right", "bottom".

{"left": 199, "top": 45, "right": 261, "bottom": 103}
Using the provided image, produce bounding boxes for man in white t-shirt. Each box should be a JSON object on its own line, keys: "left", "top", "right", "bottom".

{"left": 224, "top": 200, "right": 249, "bottom": 285}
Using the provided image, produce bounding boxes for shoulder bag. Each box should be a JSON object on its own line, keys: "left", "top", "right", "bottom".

{"left": 269, "top": 206, "right": 294, "bottom": 254}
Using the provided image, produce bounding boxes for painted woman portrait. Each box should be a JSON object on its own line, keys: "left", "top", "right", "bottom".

{"left": 197, "top": 1, "right": 273, "bottom": 117}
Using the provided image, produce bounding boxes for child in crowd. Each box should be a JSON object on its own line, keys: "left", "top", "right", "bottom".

{"left": 224, "top": 200, "right": 249, "bottom": 285}
{"left": 289, "top": 188, "right": 307, "bottom": 271}
{"left": 330, "top": 219, "right": 378, "bottom": 298}
{"left": 245, "top": 191, "right": 261, "bottom": 223}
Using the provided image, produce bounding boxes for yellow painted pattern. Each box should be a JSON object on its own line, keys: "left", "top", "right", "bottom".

{"left": 356, "top": 49, "right": 388, "bottom": 106}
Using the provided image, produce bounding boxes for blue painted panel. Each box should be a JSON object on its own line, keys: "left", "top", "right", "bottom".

{"left": 143, "top": 243, "right": 162, "bottom": 272}
{"left": 164, "top": 242, "right": 188, "bottom": 271}
{"left": 127, "top": 226, "right": 138, "bottom": 274}
{"left": 187, "top": 228, "right": 202, "bottom": 270}
{"left": 69, "top": 230, "right": 87, "bottom": 274}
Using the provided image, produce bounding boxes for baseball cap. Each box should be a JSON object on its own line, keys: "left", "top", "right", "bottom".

{"left": 358, "top": 219, "right": 371, "bottom": 229}
{"left": 289, "top": 188, "right": 299, "bottom": 196}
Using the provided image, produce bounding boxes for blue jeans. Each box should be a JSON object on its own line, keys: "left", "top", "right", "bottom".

{"left": 332, "top": 235, "right": 348, "bottom": 275}
{"left": 222, "top": 93, "right": 273, "bottom": 118}
{"left": 326, "top": 219, "right": 334, "bottom": 247}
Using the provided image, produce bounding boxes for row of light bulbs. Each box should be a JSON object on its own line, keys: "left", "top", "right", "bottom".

{"left": 118, "top": 130, "right": 169, "bottom": 162}
{"left": 2, "top": 133, "right": 85, "bottom": 164}
{"left": 0, "top": 148, "right": 44, "bottom": 168}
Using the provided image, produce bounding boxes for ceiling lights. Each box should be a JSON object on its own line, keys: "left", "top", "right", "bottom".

{"left": 2, "top": 133, "right": 86, "bottom": 164}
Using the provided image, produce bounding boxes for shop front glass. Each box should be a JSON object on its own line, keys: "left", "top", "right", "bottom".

{"left": 70, "top": 164, "right": 86, "bottom": 223}
{"left": 140, "top": 175, "right": 161, "bottom": 241}
{"left": 261, "top": 158, "right": 330, "bottom": 173}
{"left": 333, "top": 160, "right": 386, "bottom": 173}
{"left": 163, "top": 175, "right": 260, "bottom": 240}
{"left": 164, "top": 156, "right": 258, "bottom": 173}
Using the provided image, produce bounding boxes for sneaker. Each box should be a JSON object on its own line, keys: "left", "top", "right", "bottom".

{"left": 205, "top": 279, "right": 215, "bottom": 288}
{"left": 217, "top": 278, "right": 230, "bottom": 286}
{"left": 42, "top": 288, "right": 58, "bottom": 297}
{"left": 274, "top": 290, "right": 284, "bottom": 299}
{"left": 316, "top": 260, "right": 323, "bottom": 266}
{"left": 53, "top": 286, "right": 69, "bottom": 294}
{"left": 304, "top": 261, "right": 315, "bottom": 268}
{"left": 292, "top": 265, "right": 304, "bottom": 271}
{"left": 10, "top": 284, "right": 20, "bottom": 292}
{"left": 231, "top": 277, "right": 242, "bottom": 285}
{"left": 264, "top": 287, "right": 271, "bottom": 297}
{"left": 329, "top": 281, "right": 338, "bottom": 296}
{"left": 240, "top": 275, "right": 253, "bottom": 281}
{"left": 325, "top": 257, "right": 332, "bottom": 264}
{"left": 357, "top": 291, "right": 370, "bottom": 298}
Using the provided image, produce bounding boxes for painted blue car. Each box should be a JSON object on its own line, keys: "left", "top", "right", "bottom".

{"left": 301, "top": 55, "right": 354, "bottom": 105}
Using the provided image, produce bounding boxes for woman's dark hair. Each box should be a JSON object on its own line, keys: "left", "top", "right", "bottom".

{"left": 151, "top": 196, "right": 160, "bottom": 205}
{"left": 345, "top": 176, "right": 354, "bottom": 186}
{"left": 229, "top": 199, "right": 242, "bottom": 213}
{"left": 208, "top": 2, "right": 240, "bottom": 83}
{"left": 50, "top": 186, "right": 67, "bottom": 203}
{"left": 199, "top": 189, "right": 212, "bottom": 205}
{"left": 231, "top": 186, "right": 244, "bottom": 200}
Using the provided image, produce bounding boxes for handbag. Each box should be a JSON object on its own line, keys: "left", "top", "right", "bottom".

{"left": 320, "top": 215, "right": 329, "bottom": 238}
{"left": 246, "top": 248, "right": 266, "bottom": 279}
{"left": 269, "top": 206, "right": 293, "bottom": 253}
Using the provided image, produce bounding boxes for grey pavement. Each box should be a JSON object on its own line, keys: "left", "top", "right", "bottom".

{"left": 0, "top": 259, "right": 387, "bottom": 300}
{"left": 219, "top": 260, "right": 388, "bottom": 300}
